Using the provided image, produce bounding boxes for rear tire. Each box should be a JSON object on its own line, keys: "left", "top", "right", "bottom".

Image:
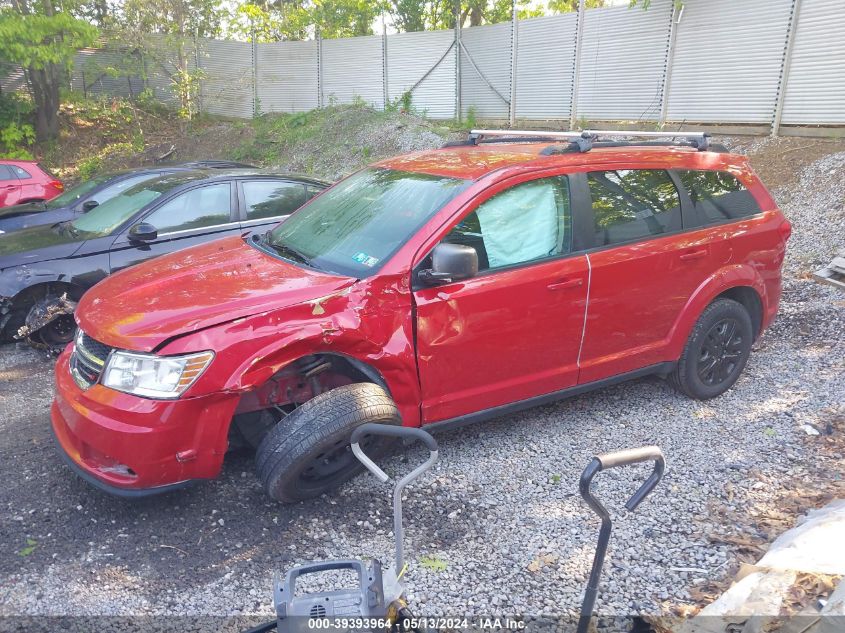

{"left": 255, "top": 383, "right": 400, "bottom": 503}
{"left": 668, "top": 298, "right": 753, "bottom": 400}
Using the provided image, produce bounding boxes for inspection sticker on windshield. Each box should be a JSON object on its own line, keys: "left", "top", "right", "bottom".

{"left": 352, "top": 252, "right": 380, "bottom": 267}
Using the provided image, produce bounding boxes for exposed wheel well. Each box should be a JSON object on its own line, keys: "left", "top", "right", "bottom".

{"left": 230, "top": 353, "right": 390, "bottom": 448}
{"left": 2, "top": 281, "right": 84, "bottom": 338}
{"left": 715, "top": 286, "right": 763, "bottom": 340}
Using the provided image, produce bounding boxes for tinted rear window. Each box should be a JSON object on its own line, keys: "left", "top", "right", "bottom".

{"left": 587, "top": 169, "right": 682, "bottom": 247}
{"left": 677, "top": 170, "right": 761, "bottom": 224}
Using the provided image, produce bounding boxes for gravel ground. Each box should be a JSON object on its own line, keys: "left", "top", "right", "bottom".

{"left": 0, "top": 139, "right": 843, "bottom": 632}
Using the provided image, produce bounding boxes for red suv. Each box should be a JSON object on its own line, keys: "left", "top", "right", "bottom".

{"left": 50, "top": 131, "right": 790, "bottom": 502}
{"left": 0, "top": 160, "right": 63, "bottom": 208}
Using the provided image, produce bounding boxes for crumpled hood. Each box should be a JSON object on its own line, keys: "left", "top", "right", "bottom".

{"left": 76, "top": 235, "right": 356, "bottom": 351}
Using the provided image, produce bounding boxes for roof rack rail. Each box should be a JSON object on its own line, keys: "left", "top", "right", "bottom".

{"left": 443, "top": 129, "right": 714, "bottom": 152}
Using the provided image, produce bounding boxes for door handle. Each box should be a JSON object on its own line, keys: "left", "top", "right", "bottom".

{"left": 547, "top": 278, "right": 584, "bottom": 291}
{"left": 679, "top": 249, "right": 708, "bottom": 262}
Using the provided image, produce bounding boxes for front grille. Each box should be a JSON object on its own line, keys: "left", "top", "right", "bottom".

{"left": 70, "top": 331, "right": 114, "bottom": 390}
{"left": 79, "top": 333, "right": 112, "bottom": 364}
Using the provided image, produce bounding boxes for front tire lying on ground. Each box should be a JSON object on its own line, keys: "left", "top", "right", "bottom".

{"left": 669, "top": 297, "right": 753, "bottom": 400}
{"left": 255, "top": 382, "right": 400, "bottom": 503}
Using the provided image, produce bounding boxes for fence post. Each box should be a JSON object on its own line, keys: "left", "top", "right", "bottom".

{"left": 382, "top": 15, "right": 389, "bottom": 110}
{"left": 455, "top": 3, "right": 462, "bottom": 122}
{"left": 251, "top": 29, "right": 259, "bottom": 117}
{"left": 659, "top": 1, "right": 681, "bottom": 128}
{"left": 509, "top": 0, "right": 518, "bottom": 127}
{"left": 317, "top": 29, "right": 323, "bottom": 108}
{"left": 194, "top": 31, "right": 203, "bottom": 115}
{"left": 569, "top": 0, "right": 585, "bottom": 130}
{"left": 772, "top": 0, "right": 802, "bottom": 136}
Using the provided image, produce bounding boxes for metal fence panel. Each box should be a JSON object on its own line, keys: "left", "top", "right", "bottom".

{"left": 71, "top": 49, "right": 144, "bottom": 99}
{"left": 0, "top": 64, "right": 26, "bottom": 94}
{"left": 666, "top": 0, "right": 793, "bottom": 123}
{"left": 515, "top": 14, "right": 577, "bottom": 121}
{"left": 141, "top": 35, "right": 198, "bottom": 107}
{"left": 322, "top": 35, "right": 384, "bottom": 108}
{"left": 386, "top": 29, "right": 455, "bottom": 119}
{"left": 199, "top": 39, "right": 254, "bottom": 118}
{"left": 460, "top": 22, "right": 512, "bottom": 119}
{"left": 781, "top": 0, "right": 845, "bottom": 125}
{"left": 577, "top": 1, "right": 672, "bottom": 122}
{"left": 256, "top": 40, "right": 318, "bottom": 114}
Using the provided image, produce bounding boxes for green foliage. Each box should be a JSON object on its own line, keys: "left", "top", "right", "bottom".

{"left": 0, "top": 10, "right": 97, "bottom": 71}
{"left": 390, "top": 0, "right": 548, "bottom": 31}
{"left": 465, "top": 105, "right": 477, "bottom": 129}
{"left": 400, "top": 90, "right": 413, "bottom": 113}
{"left": 77, "top": 155, "right": 102, "bottom": 180}
{"left": 228, "top": 0, "right": 383, "bottom": 41}
{"left": 0, "top": 93, "right": 36, "bottom": 159}
{"left": 548, "top": 0, "right": 604, "bottom": 14}
{"left": 172, "top": 67, "right": 205, "bottom": 120}
{"left": 18, "top": 538, "right": 37, "bottom": 557}
{"left": 419, "top": 554, "right": 448, "bottom": 572}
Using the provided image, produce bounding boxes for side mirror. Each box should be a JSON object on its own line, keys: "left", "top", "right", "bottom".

{"left": 128, "top": 222, "right": 158, "bottom": 243}
{"left": 81, "top": 200, "right": 99, "bottom": 212}
{"left": 419, "top": 243, "right": 478, "bottom": 285}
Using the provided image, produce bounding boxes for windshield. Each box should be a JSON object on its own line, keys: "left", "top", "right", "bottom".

{"left": 265, "top": 168, "right": 470, "bottom": 277}
{"left": 45, "top": 174, "right": 112, "bottom": 209}
{"left": 69, "top": 172, "right": 207, "bottom": 237}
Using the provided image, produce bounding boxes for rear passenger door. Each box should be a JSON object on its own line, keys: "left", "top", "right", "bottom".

{"left": 109, "top": 181, "right": 240, "bottom": 273}
{"left": 0, "top": 166, "right": 21, "bottom": 207}
{"left": 237, "top": 180, "right": 308, "bottom": 236}
{"left": 577, "top": 168, "right": 711, "bottom": 384}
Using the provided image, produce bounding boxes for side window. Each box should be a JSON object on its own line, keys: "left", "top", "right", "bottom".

{"left": 677, "top": 170, "right": 762, "bottom": 224}
{"left": 444, "top": 176, "right": 571, "bottom": 272}
{"left": 242, "top": 181, "right": 307, "bottom": 221}
{"left": 0, "top": 166, "right": 14, "bottom": 181}
{"left": 12, "top": 166, "right": 31, "bottom": 179}
{"left": 144, "top": 183, "right": 232, "bottom": 234}
{"left": 587, "top": 169, "right": 681, "bottom": 246}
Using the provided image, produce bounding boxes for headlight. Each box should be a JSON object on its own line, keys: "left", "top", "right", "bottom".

{"left": 101, "top": 350, "right": 214, "bottom": 399}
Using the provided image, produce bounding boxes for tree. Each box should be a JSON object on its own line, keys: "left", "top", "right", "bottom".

{"left": 228, "top": 0, "right": 384, "bottom": 41}
{"left": 547, "top": 0, "right": 604, "bottom": 13}
{"left": 108, "top": 0, "right": 226, "bottom": 118}
{"left": 0, "top": 1, "right": 97, "bottom": 141}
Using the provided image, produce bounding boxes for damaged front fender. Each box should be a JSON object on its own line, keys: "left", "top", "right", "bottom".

{"left": 15, "top": 293, "right": 78, "bottom": 352}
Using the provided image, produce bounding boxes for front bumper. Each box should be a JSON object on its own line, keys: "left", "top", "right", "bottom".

{"left": 51, "top": 346, "right": 241, "bottom": 495}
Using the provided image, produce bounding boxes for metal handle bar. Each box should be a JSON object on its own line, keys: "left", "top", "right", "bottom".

{"left": 587, "top": 445, "right": 665, "bottom": 512}
{"left": 576, "top": 446, "right": 665, "bottom": 633}
{"left": 350, "top": 423, "right": 439, "bottom": 574}
{"left": 351, "top": 423, "right": 438, "bottom": 483}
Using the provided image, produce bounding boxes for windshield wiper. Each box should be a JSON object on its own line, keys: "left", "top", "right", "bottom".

{"left": 255, "top": 232, "right": 319, "bottom": 269}
{"left": 55, "top": 221, "right": 79, "bottom": 238}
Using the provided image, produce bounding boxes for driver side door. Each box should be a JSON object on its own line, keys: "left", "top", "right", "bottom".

{"left": 413, "top": 174, "right": 590, "bottom": 423}
{"left": 109, "top": 181, "right": 240, "bottom": 273}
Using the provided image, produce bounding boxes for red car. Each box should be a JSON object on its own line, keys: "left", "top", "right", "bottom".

{"left": 0, "top": 160, "right": 63, "bottom": 208}
{"left": 51, "top": 131, "right": 790, "bottom": 502}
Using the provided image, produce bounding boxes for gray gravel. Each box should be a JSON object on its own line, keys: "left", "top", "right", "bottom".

{"left": 0, "top": 140, "right": 843, "bottom": 629}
